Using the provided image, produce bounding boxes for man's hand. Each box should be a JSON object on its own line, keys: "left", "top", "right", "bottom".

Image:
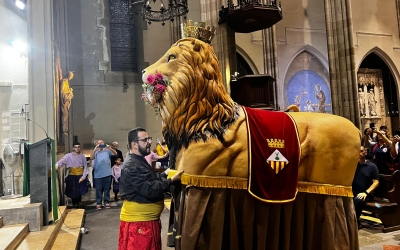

{"left": 55, "top": 165, "right": 59, "bottom": 170}
{"left": 357, "top": 192, "right": 368, "bottom": 201}
{"left": 171, "top": 170, "right": 184, "bottom": 182}
{"left": 164, "top": 168, "right": 170, "bottom": 175}
{"left": 79, "top": 178, "right": 84, "bottom": 183}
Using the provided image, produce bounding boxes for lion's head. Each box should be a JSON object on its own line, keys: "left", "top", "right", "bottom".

{"left": 142, "top": 38, "right": 239, "bottom": 165}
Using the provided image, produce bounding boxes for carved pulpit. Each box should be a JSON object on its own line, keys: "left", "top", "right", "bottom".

{"left": 230, "top": 74, "right": 275, "bottom": 110}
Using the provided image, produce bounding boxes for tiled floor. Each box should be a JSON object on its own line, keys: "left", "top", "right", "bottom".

{"left": 359, "top": 216, "right": 400, "bottom": 249}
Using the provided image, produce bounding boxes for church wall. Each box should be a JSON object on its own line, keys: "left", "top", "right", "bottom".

{"left": 68, "top": 0, "right": 201, "bottom": 154}
{"left": 275, "top": 0, "right": 328, "bottom": 110}
{"left": 0, "top": 0, "right": 28, "bottom": 194}
{"left": 350, "top": 0, "right": 400, "bottom": 128}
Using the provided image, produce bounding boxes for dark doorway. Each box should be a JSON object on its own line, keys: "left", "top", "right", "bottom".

{"left": 359, "top": 52, "right": 399, "bottom": 133}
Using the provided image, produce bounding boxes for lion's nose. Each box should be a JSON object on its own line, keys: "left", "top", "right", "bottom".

{"left": 142, "top": 70, "right": 146, "bottom": 74}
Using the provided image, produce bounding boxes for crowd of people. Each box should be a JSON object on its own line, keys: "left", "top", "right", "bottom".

{"left": 353, "top": 125, "right": 400, "bottom": 229}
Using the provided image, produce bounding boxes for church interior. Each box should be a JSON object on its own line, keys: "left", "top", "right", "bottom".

{"left": 1, "top": 0, "right": 400, "bottom": 249}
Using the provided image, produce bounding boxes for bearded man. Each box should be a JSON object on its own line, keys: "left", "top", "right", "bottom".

{"left": 55, "top": 142, "right": 88, "bottom": 208}
{"left": 118, "top": 127, "right": 183, "bottom": 250}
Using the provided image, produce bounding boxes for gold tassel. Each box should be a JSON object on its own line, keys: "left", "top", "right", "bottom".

{"left": 181, "top": 174, "right": 248, "bottom": 189}
{"left": 298, "top": 181, "right": 353, "bottom": 197}
{"left": 180, "top": 174, "right": 353, "bottom": 197}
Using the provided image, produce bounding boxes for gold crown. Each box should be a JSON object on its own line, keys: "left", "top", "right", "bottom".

{"left": 266, "top": 139, "right": 285, "bottom": 149}
{"left": 181, "top": 20, "right": 216, "bottom": 44}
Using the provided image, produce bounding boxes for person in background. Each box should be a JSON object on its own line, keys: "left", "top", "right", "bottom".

{"left": 112, "top": 157, "right": 122, "bottom": 202}
{"left": 111, "top": 141, "right": 124, "bottom": 167}
{"left": 145, "top": 150, "right": 169, "bottom": 168}
{"left": 90, "top": 139, "right": 117, "bottom": 210}
{"left": 154, "top": 137, "right": 169, "bottom": 168}
{"left": 56, "top": 142, "right": 88, "bottom": 208}
{"left": 118, "top": 127, "right": 183, "bottom": 250}
{"left": 352, "top": 146, "right": 379, "bottom": 229}
{"left": 370, "top": 130, "right": 393, "bottom": 174}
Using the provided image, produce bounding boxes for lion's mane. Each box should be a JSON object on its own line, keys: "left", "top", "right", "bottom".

{"left": 156, "top": 38, "right": 239, "bottom": 166}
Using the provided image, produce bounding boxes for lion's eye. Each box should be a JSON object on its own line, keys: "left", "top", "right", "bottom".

{"left": 167, "top": 54, "right": 176, "bottom": 62}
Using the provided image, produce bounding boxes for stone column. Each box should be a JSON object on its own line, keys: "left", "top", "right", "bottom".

{"left": 200, "top": 0, "right": 236, "bottom": 93}
{"left": 170, "top": 17, "right": 184, "bottom": 45}
{"left": 263, "top": 26, "right": 279, "bottom": 110}
{"left": 324, "top": 0, "right": 359, "bottom": 126}
{"left": 27, "top": 0, "right": 56, "bottom": 142}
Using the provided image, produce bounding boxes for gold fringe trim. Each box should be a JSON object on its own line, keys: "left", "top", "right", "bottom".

{"left": 298, "top": 181, "right": 353, "bottom": 197}
{"left": 181, "top": 173, "right": 248, "bottom": 189}
{"left": 180, "top": 174, "right": 353, "bottom": 197}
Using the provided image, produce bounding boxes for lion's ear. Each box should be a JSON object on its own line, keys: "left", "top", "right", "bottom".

{"left": 191, "top": 39, "right": 201, "bottom": 52}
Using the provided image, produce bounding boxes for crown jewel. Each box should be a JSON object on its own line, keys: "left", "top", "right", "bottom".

{"left": 181, "top": 20, "right": 216, "bottom": 44}
{"left": 266, "top": 139, "right": 285, "bottom": 149}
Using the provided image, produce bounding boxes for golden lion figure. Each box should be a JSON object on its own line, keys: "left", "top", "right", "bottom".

{"left": 143, "top": 38, "right": 360, "bottom": 250}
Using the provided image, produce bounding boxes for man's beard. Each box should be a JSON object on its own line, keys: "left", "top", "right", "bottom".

{"left": 138, "top": 144, "right": 150, "bottom": 156}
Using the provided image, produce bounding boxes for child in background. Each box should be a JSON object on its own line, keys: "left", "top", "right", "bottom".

{"left": 112, "top": 158, "right": 122, "bottom": 202}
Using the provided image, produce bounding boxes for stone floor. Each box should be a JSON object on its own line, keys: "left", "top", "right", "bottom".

{"left": 79, "top": 188, "right": 400, "bottom": 249}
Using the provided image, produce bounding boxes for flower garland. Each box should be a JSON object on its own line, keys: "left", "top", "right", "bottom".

{"left": 141, "top": 72, "right": 171, "bottom": 119}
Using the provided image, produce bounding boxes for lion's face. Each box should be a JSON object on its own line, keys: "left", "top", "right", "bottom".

{"left": 142, "top": 38, "right": 237, "bottom": 160}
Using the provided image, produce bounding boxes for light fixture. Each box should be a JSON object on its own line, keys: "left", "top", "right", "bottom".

{"left": 15, "top": 0, "right": 26, "bottom": 10}
{"left": 129, "top": 0, "right": 188, "bottom": 26}
{"left": 9, "top": 39, "right": 27, "bottom": 53}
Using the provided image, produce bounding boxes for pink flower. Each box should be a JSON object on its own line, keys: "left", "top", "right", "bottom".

{"left": 146, "top": 74, "right": 156, "bottom": 85}
{"left": 155, "top": 73, "right": 164, "bottom": 81}
{"left": 154, "top": 84, "right": 166, "bottom": 94}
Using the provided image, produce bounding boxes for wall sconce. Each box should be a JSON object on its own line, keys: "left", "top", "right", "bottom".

{"left": 15, "top": 0, "right": 26, "bottom": 10}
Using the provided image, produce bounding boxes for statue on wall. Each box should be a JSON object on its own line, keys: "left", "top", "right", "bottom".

{"left": 61, "top": 71, "right": 74, "bottom": 135}
{"left": 315, "top": 84, "right": 326, "bottom": 113}
{"left": 368, "top": 88, "right": 378, "bottom": 117}
{"left": 359, "top": 87, "right": 366, "bottom": 117}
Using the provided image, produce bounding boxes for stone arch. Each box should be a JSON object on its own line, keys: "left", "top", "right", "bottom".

{"left": 283, "top": 45, "right": 329, "bottom": 82}
{"left": 357, "top": 47, "right": 400, "bottom": 91}
{"left": 283, "top": 47, "right": 331, "bottom": 113}
{"left": 357, "top": 47, "right": 400, "bottom": 131}
{"left": 236, "top": 46, "right": 259, "bottom": 74}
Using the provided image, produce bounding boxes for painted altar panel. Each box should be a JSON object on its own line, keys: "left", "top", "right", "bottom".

{"left": 286, "top": 70, "right": 332, "bottom": 113}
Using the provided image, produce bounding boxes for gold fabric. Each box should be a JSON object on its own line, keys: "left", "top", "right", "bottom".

{"left": 179, "top": 173, "right": 353, "bottom": 197}
{"left": 120, "top": 200, "right": 164, "bottom": 222}
{"left": 298, "top": 181, "right": 353, "bottom": 197}
{"left": 173, "top": 188, "right": 359, "bottom": 250}
{"left": 181, "top": 173, "right": 248, "bottom": 189}
{"left": 69, "top": 166, "right": 84, "bottom": 176}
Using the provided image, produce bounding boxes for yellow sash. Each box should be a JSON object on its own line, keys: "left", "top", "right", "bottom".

{"left": 120, "top": 200, "right": 164, "bottom": 222}
{"left": 69, "top": 166, "right": 84, "bottom": 176}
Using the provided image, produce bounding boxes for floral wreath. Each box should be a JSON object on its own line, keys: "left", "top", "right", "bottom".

{"left": 141, "top": 72, "right": 171, "bottom": 119}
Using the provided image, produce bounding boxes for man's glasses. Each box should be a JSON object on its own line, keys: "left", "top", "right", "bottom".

{"left": 136, "top": 137, "right": 152, "bottom": 143}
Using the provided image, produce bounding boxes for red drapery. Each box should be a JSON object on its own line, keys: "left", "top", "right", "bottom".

{"left": 244, "top": 107, "right": 300, "bottom": 203}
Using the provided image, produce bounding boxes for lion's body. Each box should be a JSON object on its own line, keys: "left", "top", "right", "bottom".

{"left": 143, "top": 38, "right": 360, "bottom": 187}
{"left": 142, "top": 37, "right": 360, "bottom": 249}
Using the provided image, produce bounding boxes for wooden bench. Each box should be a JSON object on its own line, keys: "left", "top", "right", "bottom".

{"left": 363, "top": 170, "right": 400, "bottom": 232}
